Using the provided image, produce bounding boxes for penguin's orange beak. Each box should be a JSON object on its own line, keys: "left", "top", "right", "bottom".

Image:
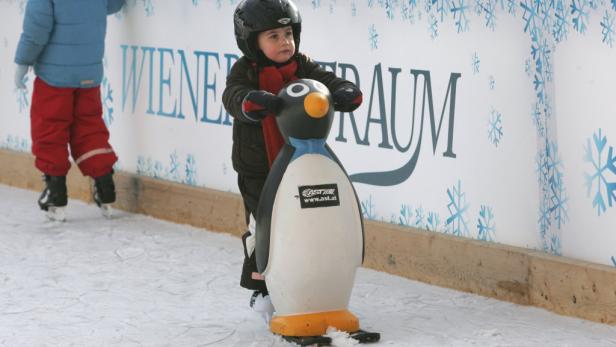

{"left": 304, "top": 92, "right": 329, "bottom": 118}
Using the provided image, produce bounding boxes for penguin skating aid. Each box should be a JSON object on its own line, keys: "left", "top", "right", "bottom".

{"left": 254, "top": 79, "right": 380, "bottom": 345}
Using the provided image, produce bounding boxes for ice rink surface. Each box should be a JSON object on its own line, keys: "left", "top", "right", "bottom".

{"left": 1, "top": 184, "right": 615, "bottom": 346}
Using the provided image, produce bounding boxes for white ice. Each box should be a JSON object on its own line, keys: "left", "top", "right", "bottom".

{"left": 1, "top": 184, "right": 615, "bottom": 347}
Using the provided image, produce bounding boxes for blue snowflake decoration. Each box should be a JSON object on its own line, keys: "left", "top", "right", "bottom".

{"left": 101, "top": 76, "right": 114, "bottom": 127}
{"left": 550, "top": 166, "right": 569, "bottom": 229}
{"left": 435, "top": 0, "right": 452, "bottom": 22}
{"left": 369, "top": 24, "right": 379, "bottom": 50}
{"left": 192, "top": 0, "right": 200, "bottom": 5}
{"left": 535, "top": 140, "right": 568, "bottom": 254}
{"left": 601, "top": 10, "right": 614, "bottom": 47}
{"left": 507, "top": 0, "right": 516, "bottom": 15}
{"left": 483, "top": 0, "right": 497, "bottom": 31}
{"left": 549, "top": 234, "right": 562, "bottom": 255}
{"left": 361, "top": 195, "right": 378, "bottom": 220}
{"left": 143, "top": 0, "right": 154, "bottom": 16}
{"left": 184, "top": 154, "right": 197, "bottom": 185}
{"left": 553, "top": 0, "right": 570, "bottom": 43}
{"left": 473, "top": 0, "right": 483, "bottom": 16}
{"left": 429, "top": 13, "right": 439, "bottom": 39}
{"left": 488, "top": 108, "right": 503, "bottom": 147}
{"left": 446, "top": 179, "right": 470, "bottom": 237}
{"left": 401, "top": 0, "right": 420, "bottom": 24}
{"left": 153, "top": 160, "right": 164, "bottom": 178}
{"left": 452, "top": 0, "right": 471, "bottom": 32}
{"left": 384, "top": 0, "right": 396, "bottom": 20}
{"left": 312, "top": 0, "right": 321, "bottom": 9}
{"left": 538, "top": 194, "right": 551, "bottom": 241}
{"left": 530, "top": 29, "right": 553, "bottom": 103}
{"left": 477, "top": 205, "right": 495, "bottom": 241}
{"left": 1, "top": 134, "right": 31, "bottom": 153}
{"left": 351, "top": 0, "right": 358, "bottom": 16}
{"left": 137, "top": 155, "right": 154, "bottom": 176}
{"left": 472, "top": 52, "right": 480, "bottom": 74}
{"left": 426, "top": 211, "right": 441, "bottom": 231}
{"left": 168, "top": 151, "right": 181, "bottom": 182}
{"left": 398, "top": 204, "right": 414, "bottom": 226}
{"left": 531, "top": 102, "right": 546, "bottom": 137}
{"left": 571, "top": 0, "right": 590, "bottom": 34}
{"left": 584, "top": 129, "right": 616, "bottom": 216}
{"left": 136, "top": 151, "right": 199, "bottom": 184}
{"left": 415, "top": 206, "right": 425, "bottom": 227}
{"left": 489, "top": 75, "right": 495, "bottom": 90}
{"left": 520, "top": 0, "right": 539, "bottom": 33}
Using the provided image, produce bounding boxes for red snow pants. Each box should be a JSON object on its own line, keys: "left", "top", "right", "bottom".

{"left": 30, "top": 77, "right": 117, "bottom": 178}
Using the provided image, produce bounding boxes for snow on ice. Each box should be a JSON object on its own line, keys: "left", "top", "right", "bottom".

{"left": 0, "top": 184, "right": 615, "bottom": 346}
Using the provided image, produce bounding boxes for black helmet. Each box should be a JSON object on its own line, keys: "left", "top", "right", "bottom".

{"left": 234, "top": 0, "right": 302, "bottom": 61}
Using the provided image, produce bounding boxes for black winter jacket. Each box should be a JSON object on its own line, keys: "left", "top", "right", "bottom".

{"left": 223, "top": 53, "right": 355, "bottom": 176}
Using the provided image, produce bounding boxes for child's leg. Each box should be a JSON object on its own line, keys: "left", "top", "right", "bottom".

{"left": 30, "top": 78, "right": 74, "bottom": 176}
{"left": 238, "top": 174, "right": 269, "bottom": 293}
{"left": 69, "top": 85, "right": 117, "bottom": 178}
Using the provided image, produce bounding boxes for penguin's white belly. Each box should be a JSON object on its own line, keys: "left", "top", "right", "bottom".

{"left": 264, "top": 154, "right": 363, "bottom": 316}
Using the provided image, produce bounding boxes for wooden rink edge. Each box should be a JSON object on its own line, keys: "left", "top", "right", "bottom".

{"left": 1, "top": 148, "right": 614, "bottom": 326}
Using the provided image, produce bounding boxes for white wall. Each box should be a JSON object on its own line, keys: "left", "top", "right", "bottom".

{"left": 1, "top": 0, "right": 615, "bottom": 267}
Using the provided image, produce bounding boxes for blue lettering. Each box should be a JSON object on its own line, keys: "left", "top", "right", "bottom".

{"left": 157, "top": 48, "right": 177, "bottom": 118}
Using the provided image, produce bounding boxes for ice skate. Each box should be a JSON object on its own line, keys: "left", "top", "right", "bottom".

{"left": 93, "top": 171, "right": 115, "bottom": 218}
{"left": 38, "top": 175, "right": 68, "bottom": 222}
{"left": 250, "top": 290, "right": 275, "bottom": 324}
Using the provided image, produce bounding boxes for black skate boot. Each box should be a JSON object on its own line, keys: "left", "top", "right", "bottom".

{"left": 250, "top": 290, "right": 274, "bottom": 324}
{"left": 93, "top": 171, "right": 115, "bottom": 218}
{"left": 38, "top": 175, "right": 68, "bottom": 221}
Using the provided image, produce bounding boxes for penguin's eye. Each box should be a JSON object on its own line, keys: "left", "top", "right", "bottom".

{"left": 286, "top": 83, "right": 310, "bottom": 97}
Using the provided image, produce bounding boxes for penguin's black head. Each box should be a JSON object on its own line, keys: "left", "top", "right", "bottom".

{"left": 276, "top": 79, "right": 334, "bottom": 142}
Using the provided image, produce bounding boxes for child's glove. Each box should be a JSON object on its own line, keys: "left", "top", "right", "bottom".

{"left": 14, "top": 64, "right": 30, "bottom": 90}
{"left": 242, "top": 90, "right": 283, "bottom": 122}
{"left": 333, "top": 86, "right": 363, "bottom": 112}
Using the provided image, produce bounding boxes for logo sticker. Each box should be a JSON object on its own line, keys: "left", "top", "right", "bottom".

{"left": 298, "top": 184, "right": 340, "bottom": 208}
{"left": 278, "top": 18, "right": 291, "bottom": 24}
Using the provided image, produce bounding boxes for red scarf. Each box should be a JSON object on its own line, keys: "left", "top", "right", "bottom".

{"left": 258, "top": 60, "right": 298, "bottom": 166}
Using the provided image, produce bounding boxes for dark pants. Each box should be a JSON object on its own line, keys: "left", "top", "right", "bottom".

{"left": 237, "top": 174, "right": 268, "bottom": 294}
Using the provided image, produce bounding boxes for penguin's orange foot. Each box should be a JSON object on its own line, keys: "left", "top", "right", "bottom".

{"left": 270, "top": 310, "right": 359, "bottom": 337}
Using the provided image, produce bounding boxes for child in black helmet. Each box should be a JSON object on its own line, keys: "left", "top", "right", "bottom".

{"left": 222, "top": 0, "right": 362, "bottom": 323}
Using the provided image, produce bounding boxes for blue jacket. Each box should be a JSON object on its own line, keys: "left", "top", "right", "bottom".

{"left": 14, "top": 0, "right": 125, "bottom": 88}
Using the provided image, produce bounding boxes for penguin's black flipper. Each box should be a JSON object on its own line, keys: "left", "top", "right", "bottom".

{"left": 255, "top": 144, "right": 295, "bottom": 274}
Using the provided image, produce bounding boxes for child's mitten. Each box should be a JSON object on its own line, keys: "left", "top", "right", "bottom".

{"left": 332, "top": 85, "right": 363, "bottom": 112}
{"left": 14, "top": 64, "right": 29, "bottom": 90}
{"left": 241, "top": 90, "right": 283, "bottom": 121}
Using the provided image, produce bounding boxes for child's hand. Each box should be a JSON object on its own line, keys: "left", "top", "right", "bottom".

{"left": 14, "top": 64, "right": 30, "bottom": 90}
{"left": 333, "top": 86, "right": 363, "bottom": 112}
{"left": 242, "top": 90, "right": 283, "bottom": 121}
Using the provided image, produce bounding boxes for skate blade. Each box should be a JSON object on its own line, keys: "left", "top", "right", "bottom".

{"left": 281, "top": 335, "right": 332, "bottom": 346}
{"left": 100, "top": 204, "right": 113, "bottom": 219}
{"left": 46, "top": 206, "right": 66, "bottom": 222}
{"left": 350, "top": 329, "right": 381, "bottom": 343}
